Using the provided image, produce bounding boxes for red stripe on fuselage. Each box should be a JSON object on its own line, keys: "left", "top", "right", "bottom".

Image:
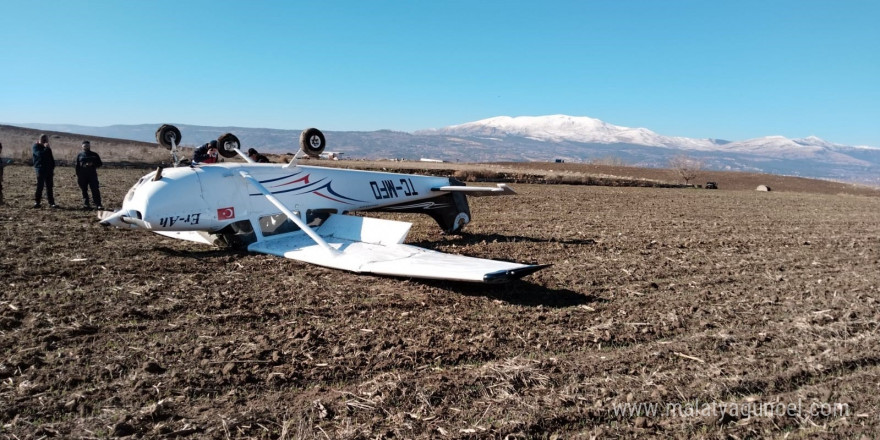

{"left": 272, "top": 174, "right": 310, "bottom": 187}
{"left": 312, "top": 191, "right": 351, "bottom": 204}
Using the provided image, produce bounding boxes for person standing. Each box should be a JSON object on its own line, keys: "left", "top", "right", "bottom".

{"left": 192, "top": 140, "right": 219, "bottom": 165}
{"left": 75, "top": 140, "right": 103, "bottom": 210}
{"left": 32, "top": 134, "right": 57, "bottom": 208}
{"left": 0, "top": 142, "right": 6, "bottom": 205}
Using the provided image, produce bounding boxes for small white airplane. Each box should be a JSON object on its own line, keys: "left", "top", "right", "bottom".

{"left": 99, "top": 125, "right": 549, "bottom": 283}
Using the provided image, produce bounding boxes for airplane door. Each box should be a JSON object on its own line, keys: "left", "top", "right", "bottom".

{"left": 197, "top": 168, "right": 251, "bottom": 225}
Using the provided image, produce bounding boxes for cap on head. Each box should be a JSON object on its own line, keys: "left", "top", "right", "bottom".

{"left": 247, "top": 148, "right": 257, "bottom": 155}
{"left": 39, "top": 134, "right": 49, "bottom": 143}
{"left": 209, "top": 140, "right": 218, "bottom": 149}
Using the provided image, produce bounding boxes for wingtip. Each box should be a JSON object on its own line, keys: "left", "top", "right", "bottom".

{"left": 483, "top": 264, "right": 552, "bottom": 284}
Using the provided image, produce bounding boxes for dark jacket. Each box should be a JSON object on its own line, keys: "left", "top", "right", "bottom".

{"left": 193, "top": 143, "right": 218, "bottom": 164}
{"left": 32, "top": 143, "right": 56, "bottom": 172}
{"left": 253, "top": 153, "right": 270, "bottom": 163}
{"left": 75, "top": 150, "right": 103, "bottom": 179}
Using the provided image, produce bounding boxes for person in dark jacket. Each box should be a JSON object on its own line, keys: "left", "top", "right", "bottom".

{"left": 192, "top": 140, "right": 219, "bottom": 165}
{"left": 247, "top": 148, "right": 270, "bottom": 163}
{"left": 32, "top": 134, "right": 57, "bottom": 208}
{"left": 75, "top": 140, "right": 103, "bottom": 210}
{"left": 0, "top": 142, "right": 5, "bottom": 205}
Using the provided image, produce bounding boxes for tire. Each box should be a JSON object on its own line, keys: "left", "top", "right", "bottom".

{"left": 216, "top": 133, "right": 240, "bottom": 158}
{"left": 299, "top": 128, "right": 326, "bottom": 158}
{"left": 156, "top": 124, "right": 182, "bottom": 150}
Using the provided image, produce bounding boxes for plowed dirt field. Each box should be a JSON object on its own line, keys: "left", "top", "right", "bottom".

{"left": 2, "top": 165, "right": 879, "bottom": 439}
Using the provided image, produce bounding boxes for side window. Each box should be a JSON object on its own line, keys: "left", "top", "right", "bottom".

{"left": 259, "top": 213, "right": 301, "bottom": 237}
{"left": 306, "top": 208, "right": 337, "bottom": 227}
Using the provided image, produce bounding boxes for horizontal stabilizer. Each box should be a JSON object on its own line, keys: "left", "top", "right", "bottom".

{"left": 431, "top": 184, "right": 516, "bottom": 196}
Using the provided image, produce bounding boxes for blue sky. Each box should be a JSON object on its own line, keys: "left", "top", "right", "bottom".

{"left": 1, "top": 0, "right": 878, "bottom": 146}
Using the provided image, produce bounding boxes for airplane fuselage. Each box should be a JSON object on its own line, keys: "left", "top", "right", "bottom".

{"left": 107, "top": 163, "right": 457, "bottom": 234}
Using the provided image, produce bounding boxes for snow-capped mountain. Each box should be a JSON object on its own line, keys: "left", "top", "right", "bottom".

{"left": 720, "top": 135, "right": 826, "bottom": 155}
{"left": 424, "top": 115, "right": 878, "bottom": 155}
{"left": 422, "top": 115, "right": 720, "bottom": 150}
{"left": 794, "top": 136, "right": 847, "bottom": 149}
{"left": 714, "top": 135, "right": 872, "bottom": 165}
{"left": 416, "top": 115, "right": 879, "bottom": 183}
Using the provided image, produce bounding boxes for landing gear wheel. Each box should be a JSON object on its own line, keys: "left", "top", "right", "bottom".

{"left": 299, "top": 128, "right": 326, "bottom": 158}
{"left": 156, "top": 124, "right": 182, "bottom": 150}
{"left": 453, "top": 212, "right": 471, "bottom": 232}
{"left": 216, "top": 133, "right": 240, "bottom": 159}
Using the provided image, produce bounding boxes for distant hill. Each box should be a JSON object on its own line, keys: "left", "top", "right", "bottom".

{"left": 10, "top": 115, "right": 880, "bottom": 185}
{"left": 0, "top": 124, "right": 170, "bottom": 166}
{"left": 2, "top": 123, "right": 877, "bottom": 197}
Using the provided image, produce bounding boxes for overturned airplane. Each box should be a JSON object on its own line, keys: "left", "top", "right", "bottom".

{"left": 100, "top": 125, "right": 548, "bottom": 283}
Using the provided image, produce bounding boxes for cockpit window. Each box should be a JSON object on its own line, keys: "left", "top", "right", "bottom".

{"left": 258, "top": 213, "right": 301, "bottom": 237}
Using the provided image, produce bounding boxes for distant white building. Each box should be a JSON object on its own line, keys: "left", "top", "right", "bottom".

{"left": 319, "top": 151, "right": 343, "bottom": 160}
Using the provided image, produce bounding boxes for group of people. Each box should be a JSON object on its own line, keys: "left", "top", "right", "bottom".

{"left": 191, "top": 141, "right": 269, "bottom": 164}
{"left": 28, "top": 134, "right": 103, "bottom": 209}
{"left": 0, "top": 135, "right": 272, "bottom": 209}
{"left": 0, "top": 142, "right": 5, "bottom": 205}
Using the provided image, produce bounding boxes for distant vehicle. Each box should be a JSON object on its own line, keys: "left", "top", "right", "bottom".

{"left": 705, "top": 181, "right": 718, "bottom": 189}
{"left": 319, "top": 151, "right": 343, "bottom": 160}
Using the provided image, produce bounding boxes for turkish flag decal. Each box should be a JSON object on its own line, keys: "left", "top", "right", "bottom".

{"left": 217, "top": 207, "right": 235, "bottom": 220}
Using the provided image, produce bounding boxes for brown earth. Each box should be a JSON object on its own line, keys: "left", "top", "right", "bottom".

{"left": 1, "top": 163, "right": 880, "bottom": 439}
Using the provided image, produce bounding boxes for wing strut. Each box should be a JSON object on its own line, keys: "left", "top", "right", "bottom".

{"left": 235, "top": 148, "right": 255, "bottom": 163}
{"left": 238, "top": 171, "right": 340, "bottom": 256}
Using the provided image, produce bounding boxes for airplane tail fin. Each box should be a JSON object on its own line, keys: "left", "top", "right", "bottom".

{"left": 367, "top": 179, "right": 471, "bottom": 234}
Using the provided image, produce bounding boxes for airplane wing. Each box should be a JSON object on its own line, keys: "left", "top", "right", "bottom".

{"left": 247, "top": 214, "right": 548, "bottom": 283}
{"left": 155, "top": 231, "right": 218, "bottom": 245}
